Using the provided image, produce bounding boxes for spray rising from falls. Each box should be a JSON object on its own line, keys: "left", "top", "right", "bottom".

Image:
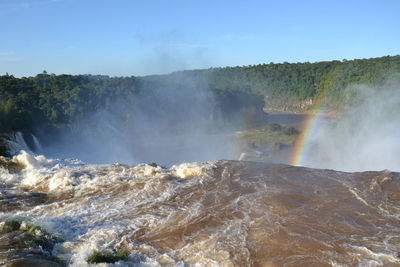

{"left": 38, "top": 74, "right": 264, "bottom": 166}
{"left": 291, "top": 82, "right": 400, "bottom": 172}
{"left": 290, "top": 112, "right": 326, "bottom": 167}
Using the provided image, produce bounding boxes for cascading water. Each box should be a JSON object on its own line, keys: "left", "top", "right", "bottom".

{"left": 2, "top": 132, "right": 33, "bottom": 155}
{"left": 31, "top": 134, "right": 44, "bottom": 154}
{"left": 14, "top": 132, "right": 30, "bottom": 152}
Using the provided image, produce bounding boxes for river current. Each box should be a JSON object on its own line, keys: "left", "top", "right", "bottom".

{"left": 1, "top": 151, "right": 400, "bottom": 266}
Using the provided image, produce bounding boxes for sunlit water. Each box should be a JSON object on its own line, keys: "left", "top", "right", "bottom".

{"left": 1, "top": 151, "right": 400, "bottom": 266}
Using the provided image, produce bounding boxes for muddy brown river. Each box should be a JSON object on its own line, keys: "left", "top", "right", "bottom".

{"left": 1, "top": 152, "right": 400, "bottom": 266}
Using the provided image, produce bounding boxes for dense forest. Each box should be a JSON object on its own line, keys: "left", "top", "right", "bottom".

{"left": 0, "top": 55, "right": 399, "bottom": 156}
{"left": 199, "top": 55, "right": 400, "bottom": 110}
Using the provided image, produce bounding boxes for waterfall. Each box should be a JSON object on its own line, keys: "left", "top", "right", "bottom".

{"left": 3, "top": 132, "right": 34, "bottom": 155}
{"left": 15, "top": 132, "right": 31, "bottom": 152}
{"left": 32, "top": 134, "right": 44, "bottom": 154}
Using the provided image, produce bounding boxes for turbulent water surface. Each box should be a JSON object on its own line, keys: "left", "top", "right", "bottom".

{"left": 1, "top": 151, "right": 400, "bottom": 266}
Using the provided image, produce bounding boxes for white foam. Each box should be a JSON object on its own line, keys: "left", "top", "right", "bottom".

{"left": 2, "top": 151, "right": 220, "bottom": 195}
{"left": 12, "top": 150, "right": 41, "bottom": 169}
{"left": 349, "top": 245, "right": 400, "bottom": 266}
{"left": 0, "top": 165, "right": 17, "bottom": 184}
{"left": 68, "top": 228, "right": 125, "bottom": 267}
{"left": 2, "top": 155, "right": 213, "bottom": 265}
{"left": 171, "top": 162, "right": 214, "bottom": 178}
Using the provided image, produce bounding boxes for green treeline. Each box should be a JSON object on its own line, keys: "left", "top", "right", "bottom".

{"left": 201, "top": 55, "right": 400, "bottom": 109}
{"left": 0, "top": 74, "right": 138, "bottom": 134}
{"left": 144, "top": 55, "right": 400, "bottom": 110}
{"left": 0, "top": 55, "right": 399, "bottom": 154}
{"left": 0, "top": 73, "right": 264, "bottom": 135}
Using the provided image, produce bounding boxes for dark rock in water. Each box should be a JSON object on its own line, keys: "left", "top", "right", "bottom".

{"left": 0, "top": 157, "right": 24, "bottom": 173}
{"left": 0, "top": 224, "right": 64, "bottom": 266}
{"left": 0, "top": 137, "right": 11, "bottom": 158}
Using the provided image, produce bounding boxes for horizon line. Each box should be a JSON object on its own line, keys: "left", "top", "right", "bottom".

{"left": 2, "top": 54, "right": 399, "bottom": 79}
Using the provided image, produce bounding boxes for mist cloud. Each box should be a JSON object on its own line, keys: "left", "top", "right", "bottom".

{"left": 134, "top": 30, "right": 214, "bottom": 75}
{"left": 305, "top": 80, "right": 400, "bottom": 172}
{"left": 42, "top": 74, "right": 238, "bottom": 165}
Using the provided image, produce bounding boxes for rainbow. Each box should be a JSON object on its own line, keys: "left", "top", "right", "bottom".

{"left": 290, "top": 110, "right": 323, "bottom": 166}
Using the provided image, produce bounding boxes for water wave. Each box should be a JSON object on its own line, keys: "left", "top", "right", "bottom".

{"left": 1, "top": 151, "right": 400, "bottom": 266}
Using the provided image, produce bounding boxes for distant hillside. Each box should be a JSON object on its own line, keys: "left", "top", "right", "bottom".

{"left": 179, "top": 55, "right": 400, "bottom": 111}
{"left": 0, "top": 55, "right": 399, "bottom": 155}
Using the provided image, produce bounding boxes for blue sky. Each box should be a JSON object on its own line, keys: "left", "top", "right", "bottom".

{"left": 1, "top": 0, "right": 399, "bottom": 77}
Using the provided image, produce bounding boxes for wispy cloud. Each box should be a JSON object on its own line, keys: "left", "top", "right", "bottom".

{"left": 134, "top": 30, "right": 210, "bottom": 50}
{"left": 132, "top": 30, "right": 215, "bottom": 75}
{"left": 221, "top": 34, "right": 257, "bottom": 41}
{"left": 0, "top": 0, "right": 63, "bottom": 14}
{"left": 0, "top": 52, "right": 22, "bottom": 62}
{"left": 157, "top": 43, "right": 210, "bottom": 50}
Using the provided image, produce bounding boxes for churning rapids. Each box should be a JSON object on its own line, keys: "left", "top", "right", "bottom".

{"left": 1, "top": 151, "right": 400, "bottom": 266}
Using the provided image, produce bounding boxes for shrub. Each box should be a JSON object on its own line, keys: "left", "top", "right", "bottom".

{"left": 2, "top": 220, "right": 21, "bottom": 232}
{"left": 87, "top": 249, "right": 129, "bottom": 264}
{"left": 266, "top": 123, "right": 282, "bottom": 132}
{"left": 283, "top": 126, "right": 299, "bottom": 136}
{"left": 21, "top": 222, "right": 42, "bottom": 235}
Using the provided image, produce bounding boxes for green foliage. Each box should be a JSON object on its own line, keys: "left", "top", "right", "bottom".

{"left": 0, "top": 220, "right": 65, "bottom": 265}
{"left": 148, "top": 162, "right": 158, "bottom": 167}
{"left": 2, "top": 220, "right": 21, "bottom": 232}
{"left": 239, "top": 123, "right": 300, "bottom": 147}
{"left": 87, "top": 249, "right": 129, "bottom": 263}
{"left": 264, "top": 123, "right": 299, "bottom": 136}
{"left": 21, "top": 222, "right": 63, "bottom": 250}
{"left": 21, "top": 222, "right": 42, "bottom": 235}
{"left": 283, "top": 126, "right": 299, "bottom": 136}
{"left": 265, "top": 123, "right": 283, "bottom": 132}
{"left": 1, "top": 220, "right": 63, "bottom": 249}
